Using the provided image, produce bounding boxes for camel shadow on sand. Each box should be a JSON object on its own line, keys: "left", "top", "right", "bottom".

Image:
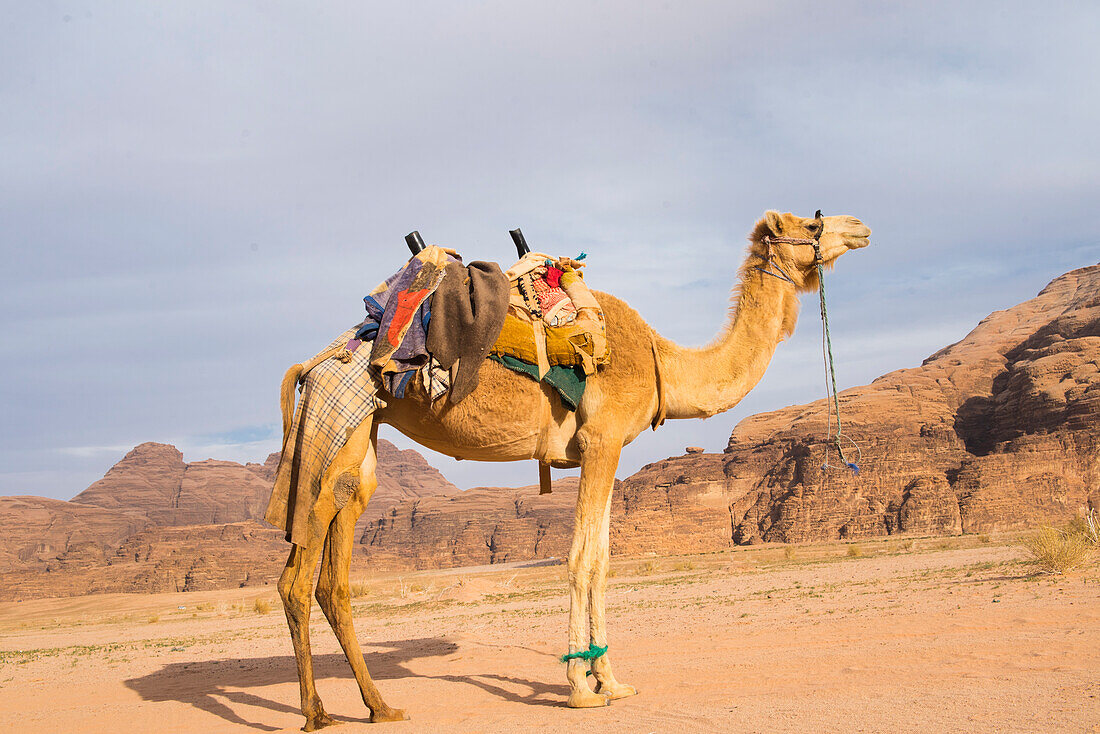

{"left": 124, "top": 636, "right": 569, "bottom": 730}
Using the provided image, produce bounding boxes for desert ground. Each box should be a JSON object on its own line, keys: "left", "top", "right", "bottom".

{"left": 1, "top": 536, "right": 1096, "bottom": 734}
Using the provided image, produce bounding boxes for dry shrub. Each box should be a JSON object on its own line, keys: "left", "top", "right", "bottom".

{"left": 673, "top": 561, "right": 696, "bottom": 571}
{"left": 639, "top": 560, "right": 659, "bottom": 574}
{"left": 977, "top": 533, "right": 992, "bottom": 544}
{"left": 1065, "top": 509, "right": 1099, "bottom": 546}
{"left": 846, "top": 544, "right": 863, "bottom": 558}
{"left": 1021, "top": 527, "right": 1093, "bottom": 574}
{"left": 349, "top": 581, "right": 371, "bottom": 598}
{"left": 252, "top": 598, "right": 273, "bottom": 615}
{"left": 783, "top": 546, "right": 796, "bottom": 561}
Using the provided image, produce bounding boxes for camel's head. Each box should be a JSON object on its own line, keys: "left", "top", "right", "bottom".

{"left": 750, "top": 210, "right": 871, "bottom": 291}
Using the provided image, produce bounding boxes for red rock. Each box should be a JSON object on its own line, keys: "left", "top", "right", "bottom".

{"left": 361, "top": 478, "right": 579, "bottom": 569}
{"left": 0, "top": 439, "right": 457, "bottom": 600}
{"left": 0, "top": 496, "right": 149, "bottom": 575}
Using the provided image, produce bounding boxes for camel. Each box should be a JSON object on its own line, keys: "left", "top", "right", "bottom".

{"left": 275, "top": 210, "right": 871, "bottom": 728}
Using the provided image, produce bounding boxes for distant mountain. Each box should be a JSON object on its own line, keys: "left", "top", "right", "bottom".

{"left": 0, "top": 439, "right": 457, "bottom": 600}
{"left": 71, "top": 443, "right": 275, "bottom": 526}
{"left": 362, "top": 478, "right": 581, "bottom": 569}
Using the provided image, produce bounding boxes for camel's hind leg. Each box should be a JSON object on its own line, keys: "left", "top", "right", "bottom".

{"left": 279, "top": 526, "right": 336, "bottom": 730}
{"left": 314, "top": 419, "right": 407, "bottom": 723}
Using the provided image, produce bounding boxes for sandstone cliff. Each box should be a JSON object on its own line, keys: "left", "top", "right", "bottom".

{"left": 715, "top": 262, "right": 1099, "bottom": 544}
{"left": 362, "top": 478, "right": 580, "bottom": 569}
{"left": 0, "top": 439, "right": 457, "bottom": 600}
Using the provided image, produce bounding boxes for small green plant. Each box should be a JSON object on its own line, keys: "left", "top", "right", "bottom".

{"left": 846, "top": 544, "right": 863, "bottom": 558}
{"left": 252, "top": 598, "right": 273, "bottom": 615}
{"left": 1021, "top": 527, "right": 1092, "bottom": 574}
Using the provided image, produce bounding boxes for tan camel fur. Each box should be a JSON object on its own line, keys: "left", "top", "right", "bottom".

{"left": 277, "top": 210, "right": 871, "bottom": 728}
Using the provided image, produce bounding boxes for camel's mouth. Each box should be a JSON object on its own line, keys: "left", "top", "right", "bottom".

{"left": 848, "top": 236, "right": 870, "bottom": 249}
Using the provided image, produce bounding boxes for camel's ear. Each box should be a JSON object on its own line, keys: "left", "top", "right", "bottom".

{"left": 765, "top": 210, "right": 784, "bottom": 235}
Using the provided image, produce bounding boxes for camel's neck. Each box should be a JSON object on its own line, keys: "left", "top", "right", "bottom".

{"left": 656, "top": 258, "right": 800, "bottom": 420}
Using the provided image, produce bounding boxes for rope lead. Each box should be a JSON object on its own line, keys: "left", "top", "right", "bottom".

{"left": 815, "top": 240, "right": 861, "bottom": 475}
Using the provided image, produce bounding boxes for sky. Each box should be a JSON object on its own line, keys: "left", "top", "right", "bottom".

{"left": 2, "top": 1, "right": 1098, "bottom": 500}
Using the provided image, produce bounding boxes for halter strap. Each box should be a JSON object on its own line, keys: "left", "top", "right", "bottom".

{"left": 752, "top": 212, "right": 825, "bottom": 285}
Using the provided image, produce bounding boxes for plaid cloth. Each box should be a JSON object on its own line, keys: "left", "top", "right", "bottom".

{"left": 264, "top": 328, "right": 387, "bottom": 547}
{"left": 422, "top": 357, "right": 450, "bottom": 401}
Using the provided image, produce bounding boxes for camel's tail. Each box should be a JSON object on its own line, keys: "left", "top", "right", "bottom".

{"left": 280, "top": 363, "right": 305, "bottom": 447}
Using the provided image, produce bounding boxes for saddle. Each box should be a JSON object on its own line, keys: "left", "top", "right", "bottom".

{"left": 489, "top": 251, "right": 609, "bottom": 378}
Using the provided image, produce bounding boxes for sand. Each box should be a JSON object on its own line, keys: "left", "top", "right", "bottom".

{"left": 1, "top": 537, "right": 1096, "bottom": 733}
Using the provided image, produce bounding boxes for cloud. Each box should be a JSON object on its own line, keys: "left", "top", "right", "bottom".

{"left": 1, "top": 2, "right": 1097, "bottom": 498}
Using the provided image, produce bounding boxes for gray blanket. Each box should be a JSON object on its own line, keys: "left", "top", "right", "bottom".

{"left": 426, "top": 261, "right": 509, "bottom": 403}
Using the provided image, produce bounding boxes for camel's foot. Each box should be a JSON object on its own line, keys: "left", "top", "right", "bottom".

{"left": 566, "top": 687, "right": 612, "bottom": 708}
{"left": 302, "top": 709, "right": 339, "bottom": 731}
{"left": 370, "top": 707, "right": 409, "bottom": 723}
{"left": 594, "top": 680, "right": 638, "bottom": 700}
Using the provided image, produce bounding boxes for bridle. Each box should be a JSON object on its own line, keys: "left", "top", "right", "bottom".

{"left": 751, "top": 209, "right": 862, "bottom": 474}
{"left": 752, "top": 209, "right": 825, "bottom": 287}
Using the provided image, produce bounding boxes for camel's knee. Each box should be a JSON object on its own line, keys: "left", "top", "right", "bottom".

{"left": 279, "top": 556, "right": 315, "bottom": 616}
{"left": 279, "top": 576, "right": 309, "bottom": 615}
{"left": 314, "top": 570, "right": 348, "bottom": 615}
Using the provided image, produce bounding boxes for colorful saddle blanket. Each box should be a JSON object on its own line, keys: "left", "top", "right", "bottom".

{"left": 489, "top": 252, "right": 609, "bottom": 379}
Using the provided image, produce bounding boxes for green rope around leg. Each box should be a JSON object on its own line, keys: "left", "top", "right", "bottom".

{"left": 560, "top": 643, "right": 608, "bottom": 664}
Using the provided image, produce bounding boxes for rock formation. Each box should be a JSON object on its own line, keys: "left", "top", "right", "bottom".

{"left": 362, "top": 478, "right": 580, "bottom": 569}
{"left": 70, "top": 443, "right": 276, "bottom": 526}
{"left": 369, "top": 440, "right": 460, "bottom": 518}
{"left": 0, "top": 439, "right": 457, "bottom": 600}
{"left": 714, "top": 262, "right": 1099, "bottom": 544}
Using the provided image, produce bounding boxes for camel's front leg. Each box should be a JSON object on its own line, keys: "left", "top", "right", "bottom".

{"left": 565, "top": 434, "right": 621, "bottom": 708}
{"left": 587, "top": 489, "right": 638, "bottom": 700}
